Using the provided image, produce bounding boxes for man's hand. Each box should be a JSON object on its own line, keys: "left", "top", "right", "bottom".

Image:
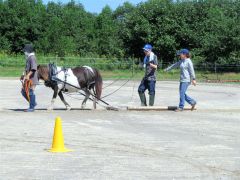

{"left": 192, "top": 80, "right": 197, "bottom": 86}
{"left": 20, "top": 75, "right": 24, "bottom": 80}
{"left": 25, "top": 71, "right": 33, "bottom": 81}
{"left": 149, "top": 63, "right": 157, "bottom": 69}
{"left": 24, "top": 75, "right": 30, "bottom": 80}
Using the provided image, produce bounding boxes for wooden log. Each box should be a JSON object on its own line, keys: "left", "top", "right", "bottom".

{"left": 127, "top": 106, "right": 195, "bottom": 111}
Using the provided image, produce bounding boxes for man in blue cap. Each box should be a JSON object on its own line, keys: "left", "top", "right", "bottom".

{"left": 138, "top": 44, "right": 158, "bottom": 106}
{"left": 165, "top": 49, "right": 197, "bottom": 111}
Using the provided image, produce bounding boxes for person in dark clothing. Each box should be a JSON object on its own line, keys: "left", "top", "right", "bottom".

{"left": 21, "top": 44, "right": 38, "bottom": 112}
{"left": 138, "top": 44, "right": 158, "bottom": 106}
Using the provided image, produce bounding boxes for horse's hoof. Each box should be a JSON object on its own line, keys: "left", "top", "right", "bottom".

{"left": 66, "top": 106, "right": 71, "bottom": 111}
{"left": 47, "top": 107, "right": 53, "bottom": 111}
{"left": 81, "top": 105, "right": 86, "bottom": 109}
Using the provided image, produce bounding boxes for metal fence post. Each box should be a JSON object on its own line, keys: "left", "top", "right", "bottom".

{"left": 55, "top": 54, "right": 58, "bottom": 66}
{"left": 214, "top": 62, "right": 219, "bottom": 81}
{"left": 132, "top": 58, "right": 134, "bottom": 78}
{"left": 160, "top": 59, "right": 163, "bottom": 69}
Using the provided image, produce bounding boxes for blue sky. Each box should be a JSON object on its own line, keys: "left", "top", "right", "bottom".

{"left": 43, "top": 0, "right": 147, "bottom": 13}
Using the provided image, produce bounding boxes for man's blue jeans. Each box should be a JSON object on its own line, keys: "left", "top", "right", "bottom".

{"left": 21, "top": 88, "right": 36, "bottom": 109}
{"left": 138, "top": 80, "right": 155, "bottom": 95}
{"left": 179, "top": 82, "right": 196, "bottom": 109}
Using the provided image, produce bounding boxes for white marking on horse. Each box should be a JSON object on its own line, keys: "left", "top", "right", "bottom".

{"left": 83, "top": 66, "right": 94, "bottom": 74}
{"left": 56, "top": 67, "right": 80, "bottom": 92}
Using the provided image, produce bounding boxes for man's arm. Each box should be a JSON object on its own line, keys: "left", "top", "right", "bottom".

{"left": 25, "top": 71, "right": 33, "bottom": 80}
{"left": 149, "top": 55, "right": 158, "bottom": 69}
{"left": 150, "top": 63, "right": 157, "bottom": 69}
{"left": 188, "top": 60, "right": 195, "bottom": 79}
{"left": 188, "top": 60, "right": 196, "bottom": 86}
{"left": 164, "top": 61, "right": 180, "bottom": 72}
{"left": 25, "top": 56, "right": 37, "bottom": 80}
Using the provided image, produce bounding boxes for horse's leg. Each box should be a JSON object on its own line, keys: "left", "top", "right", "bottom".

{"left": 81, "top": 89, "right": 90, "bottom": 109}
{"left": 58, "top": 91, "right": 71, "bottom": 110}
{"left": 93, "top": 96, "right": 96, "bottom": 109}
{"left": 48, "top": 85, "right": 58, "bottom": 110}
{"left": 92, "top": 88, "right": 97, "bottom": 109}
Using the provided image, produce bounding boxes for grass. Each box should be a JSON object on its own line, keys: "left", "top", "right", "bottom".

{"left": 0, "top": 67, "right": 23, "bottom": 77}
{"left": 1, "top": 66, "right": 239, "bottom": 84}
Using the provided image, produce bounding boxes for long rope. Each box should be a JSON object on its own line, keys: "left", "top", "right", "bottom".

{"left": 53, "top": 77, "right": 110, "bottom": 106}
{"left": 130, "top": 79, "right": 137, "bottom": 103}
{"left": 62, "top": 92, "right": 84, "bottom": 101}
{"left": 62, "top": 91, "right": 109, "bottom": 109}
{"left": 102, "top": 78, "right": 121, "bottom": 89}
{"left": 101, "top": 76, "right": 134, "bottom": 99}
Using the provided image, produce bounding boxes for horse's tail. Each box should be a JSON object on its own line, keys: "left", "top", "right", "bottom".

{"left": 94, "top": 69, "right": 103, "bottom": 100}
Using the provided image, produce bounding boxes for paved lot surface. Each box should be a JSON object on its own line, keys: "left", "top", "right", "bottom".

{"left": 0, "top": 79, "right": 239, "bottom": 180}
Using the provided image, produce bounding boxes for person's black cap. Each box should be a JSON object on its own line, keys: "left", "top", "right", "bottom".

{"left": 23, "top": 44, "right": 34, "bottom": 53}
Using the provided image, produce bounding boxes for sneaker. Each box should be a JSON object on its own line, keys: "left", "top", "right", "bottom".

{"left": 24, "top": 108, "right": 35, "bottom": 112}
{"left": 34, "top": 102, "right": 37, "bottom": 108}
{"left": 175, "top": 108, "right": 183, "bottom": 112}
{"left": 191, "top": 103, "right": 196, "bottom": 111}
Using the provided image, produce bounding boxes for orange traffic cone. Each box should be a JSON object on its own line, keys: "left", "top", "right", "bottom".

{"left": 48, "top": 117, "right": 72, "bottom": 153}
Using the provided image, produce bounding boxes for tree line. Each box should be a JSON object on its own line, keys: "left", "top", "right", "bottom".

{"left": 0, "top": 0, "right": 240, "bottom": 65}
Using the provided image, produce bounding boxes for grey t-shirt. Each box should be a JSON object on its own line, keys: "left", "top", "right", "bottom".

{"left": 144, "top": 53, "right": 158, "bottom": 81}
{"left": 166, "top": 58, "right": 196, "bottom": 82}
{"left": 25, "top": 54, "right": 38, "bottom": 85}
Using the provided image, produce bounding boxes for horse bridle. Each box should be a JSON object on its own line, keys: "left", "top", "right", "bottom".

{"left": 48, "top": 63, "right": 69, "bottom": 90}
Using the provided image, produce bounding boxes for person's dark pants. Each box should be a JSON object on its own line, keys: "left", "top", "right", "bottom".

{"left": 21, "top": 88, "right": 28, "bottom": 101}
{"left": 21, "top": 88, "right": 36, "bottom": 109}
{"left": 138, "top": 79, "right": 156, "bottom": 106}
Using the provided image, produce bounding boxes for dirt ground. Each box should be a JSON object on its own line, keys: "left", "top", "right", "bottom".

{"left": 0, "top": 79, "right": 239, "bottom": 179}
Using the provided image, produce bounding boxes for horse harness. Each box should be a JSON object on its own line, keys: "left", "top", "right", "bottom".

{"left": 47, "top": 63, "right": 95, "bottom": 91}
{"left": 83, "top": 65, "right": 95, "bottom": 89}
{"left": 43, "top": 63, "right": 58, "bottom": 88}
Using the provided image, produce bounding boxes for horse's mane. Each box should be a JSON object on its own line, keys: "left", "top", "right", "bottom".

{"left": 37, "top": 65, "right": 49, "bottom": 81}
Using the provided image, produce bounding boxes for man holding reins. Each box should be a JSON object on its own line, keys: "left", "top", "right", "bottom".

{"left": 21, "top": 44, "right": 38, "bottom": 112}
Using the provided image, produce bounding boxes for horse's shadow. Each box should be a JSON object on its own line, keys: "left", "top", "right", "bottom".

{"left": 9, "top": 108, "right": 92, "bottom": 112}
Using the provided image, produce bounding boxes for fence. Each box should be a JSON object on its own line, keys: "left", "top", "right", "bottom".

{"left": 0, "top": 56, "right": 239, "bottom": 82}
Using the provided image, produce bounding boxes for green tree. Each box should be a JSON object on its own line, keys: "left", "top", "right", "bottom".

{"left": 95, "top": 6, "right": 124, "bottom": 57}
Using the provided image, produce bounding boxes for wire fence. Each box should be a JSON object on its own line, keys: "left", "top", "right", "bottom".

{"left": 0, "top": 56, "right": 240, "bottom": 82}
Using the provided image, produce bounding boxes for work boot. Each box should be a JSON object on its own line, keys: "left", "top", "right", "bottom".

{"left": 138, "top": 92, "right": 147, "bottom": 106}
{"left": 149, "top": 94, "right": 155, "bottom": 106}
{"left": 191, "top": 102, "right": 197, "bottom": 111}
{"left": 175, "top": 107, "right": 184, "bottom": 112}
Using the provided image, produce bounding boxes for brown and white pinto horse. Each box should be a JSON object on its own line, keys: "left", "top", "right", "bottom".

{"left": 37, "top": 64, "right": 102, "bottom": 110}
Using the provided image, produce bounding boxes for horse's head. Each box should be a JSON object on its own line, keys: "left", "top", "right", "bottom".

{"left": 37, "top": 65, "right": 49, "bottom": 81}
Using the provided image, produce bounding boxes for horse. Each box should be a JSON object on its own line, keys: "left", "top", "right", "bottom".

{"left": 37, "top": 64, "right": 103, "bottom": 110}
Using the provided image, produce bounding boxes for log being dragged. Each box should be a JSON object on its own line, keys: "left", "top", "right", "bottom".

{"left": 127, "top": 106, "right": 196, "bottom": 111}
